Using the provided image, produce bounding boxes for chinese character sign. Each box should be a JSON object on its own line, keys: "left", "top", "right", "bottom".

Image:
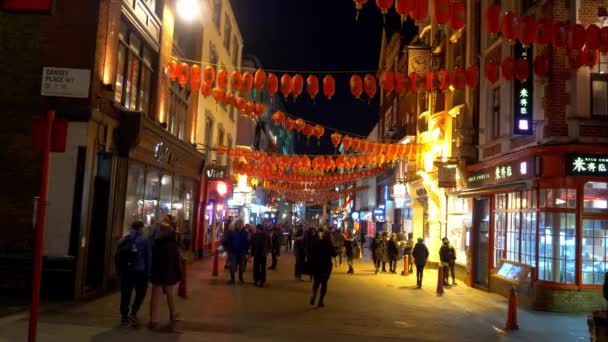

{"left": 513, "top": 43, "right": 533, "bottom": 135}
{"left": 567, "top": 154, "right": 608, "bottom": 176}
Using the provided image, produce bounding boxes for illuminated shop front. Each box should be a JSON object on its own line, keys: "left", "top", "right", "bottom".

{"left": 461, "top": 146, "right": 608, "bottom": 312}
{"left": 200, "top": 165, "right": 233, "bottom": 252}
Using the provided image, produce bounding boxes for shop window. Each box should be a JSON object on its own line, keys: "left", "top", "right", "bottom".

{"left": 144, "top": 169, "right": 160, "bottom": 229}
{"left": 494, "top": 194, "right": 507, "bottom": 266}
{"left": 582, "top": 219, "right": 608, "bottom": 285}
{"left": 584, "top": 182, "right": 608, "bottom": 214}
{"left": 591, "top": 54, "right": 608, "bottom": 117}
{"left": 168, "top": 80, "right": 189, "bottom": 140}
{"left": 540, "top": 188, "right": 577, "bottom": 209}
{"left": 538, "top": 212, "right": 576, "bottom": 283}
{"left": 209, "top": 43, "right": 218, "bottom": 67}
{"left": 123, "top": 162, "right": 145, "bottom": 234}
{"left": 159, "top": 174, "right": 173, "bottom": 219}
{"left": 115, "top": 21, "right": 154, "bottom": 118}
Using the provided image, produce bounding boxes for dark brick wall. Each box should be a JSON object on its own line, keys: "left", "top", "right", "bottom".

{"left": 580, "top": 125, "right": 608, "bottom": 138}
{"left": 482, "top": 143, "right": 502, "bottom": 159}
{"left": 533, "top": 283, "right": 604, "bottom": 313}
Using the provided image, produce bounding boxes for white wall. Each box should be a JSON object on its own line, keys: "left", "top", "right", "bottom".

{"left": 44, "top": 122, "right": 88, "bottom": 256}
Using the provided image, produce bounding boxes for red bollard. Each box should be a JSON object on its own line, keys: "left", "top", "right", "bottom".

{"left": 178, "top": 257, "right": 187, "bottom": 298}
{"left": 436, "top": 266, "right": 444, "bottom": 296}
{"left": 506, "top": 287, "right": 519, "bottom": 330}
{"left": 402, "top": 255, "right": 409, "bottom": 276}
{"left": 212, "top": 250, "right": 219, "bottom": 277}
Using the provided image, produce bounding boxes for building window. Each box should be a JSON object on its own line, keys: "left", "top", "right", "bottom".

{"left": 582, "top": 219, "right": 608, "bottom": 285}
{"left": 494, "top": 193, "right": 507, "bottom": 265}
{"left": 224, "top": 17, "right": 232, "bottom": 51}
{"left": 168, "top": 81, "right": 189, "bottom": 140}
{"left": 209, "top": 43, "right": 218, "bottom": 67}
{"left": 232, "top": 35, "right": 239, "bottom": 65}
{"left": 212, "top": 0, "right": 222, "bottom": 31}
{"left": 205, "top": 113, "right": 213, "bottom": 162}
{"left": 115, "top": 20, "right": 154, "bottom": 118}
{"left": 494, "top": 190, "right": 537, "bottom": 267}
{"left": 539, "top": 212, "right": 576, "bottom": 283}
{"left": 540, "top": 188, "right": 577, "bottom": 209}
{"left": 491, "top": 86, "right": 500, "bottom": 139}
{"left": 584, "top": 182, "right": 608, "bottom": 214}
{"left": 217, "top": 127, "right": 225, "bottom": 165}
{"left": 591, "top": 54, "right": 608, "bottom": 117}
{"left": 520, "top": 190, "right": 537, "bottom": 267}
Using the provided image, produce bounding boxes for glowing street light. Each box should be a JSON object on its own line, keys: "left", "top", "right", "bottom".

{"left": 176, "top": 0, "right": 200, "bottom": 21}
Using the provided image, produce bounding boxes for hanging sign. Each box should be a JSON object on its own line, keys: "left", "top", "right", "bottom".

{"left": 513, "top": 43, "right": 533, "bottom": 135}
{"left": 566, "top": 154, "right": 608, "bottom": 176}
{"left": 438, "top": 166, "right": 457, "bottom": 188}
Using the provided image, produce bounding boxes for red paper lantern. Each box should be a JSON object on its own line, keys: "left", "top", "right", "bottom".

{"left": 254, "top": 69, "right": 266, "bottom": 90}
{"left": 177, "top": 63, "right": 189, "bottom": 87}
{"left": 380, "top": 71, "right": 395, "bottom": 92}
{"left": 272, "top": 111, "right": 286, "bottom": 124}
{"left": 201, "top": 83, "right": 212, "bottom": 97}
{"left": 313, "top": 125, "right": 325, "bottom": 139}
{"left": 568, "top": 49, "right": 583, "bottom": 70}
{"left": 224, "top": 91, "right": 235, "bottom": 106}
{"left": 244, "top": 101, "right": 255, "bottom": 115}
{"left": 292, "top": 74, "right": 304, "bottom": 99}
{"left": 350, "top": 75, "right": 363, "bottom": 98}
{"left": 306, "top": 75, "right": 319, "bottom": 100}
{"left": 485, "top": 5, "right": 501, "bottom": 35}
{"left": 600, "top": 27, "right": 608, "bottom": 53}
{"left": 515, "top": 58, "right": 529, "bottom": 82}
{"left": 303, "top": 124, "right": 314, "bottom": 139}
{"left": 190, "top": 64, "right": 201, "bottom": 91}
{"left": 501, "top": 12, "right": 519, "bottom": 42}
{"left": 294, "top": 118, "right": 306, "bottom": 132}
{"left": 230, "top": 71, "right": 242, "bottom": 91}
{"left": 235, "top": 96, "right": 246, "bottom": 111}
{"left": 552, "top": 22, "right": 568, "bottom": 48}
{"left": 582, "top": 47, "right": 599, "bottom": 67}
{"left": 533, "top": 54, "right": 549, "bottom": 78}
{"left": 586, "top": 24, "right": 601, "bottom": 51}
{"left": 434, "top": 0, "right": 450, "bottom": 25}
{"left": 212, "top": 87, "right": 225, "bottom": 103}
{"left": 203, "top": 66, "right": 215, "bottom": 85}
{"left": 451, "top": 67, "right": 466, "bottom": 89}
{"left": 449, "top": 1, "right": 465, "bottom": 31}
{"left": 254, "top": 103, "right": 265, "bottom": 118}
{"left": 284, "top": 119, "right": 294, "bottom": 132}
{"left": 394, "top": 72, "right": 407, "bottom": 94}
{"left": 167, "top": 60, "right": 179, "bottom": 79}
{"left": 410, "top": 0, "right": 428, "bottom": 21}
{"left": 280, "top": 74, "right": 293, "bottom": 98}
{"left": 465, "top": 65, "right": 479, "bottom": 88}
{"left": 342, "top": 136, "right": 353, "bottom": 149}
{"left": 395, "top": 0, "right": 414, "bottom": 22}
{"left": 424, "top": 71, "right": 434, "bottom": 91}
{"left": 242, "top": 72, "right": 254, "bottom": 92}
{"left": 501, "top": 57, "right": 516, "bottom": 80}
{"left": 570, "top": 24, "right": 586, "bottom": 50}
{"left": 217, "top": 69, "right": 228, "bottom": 90}
{"left": 376, "top": 0, "right": 393, "bottom": 14}
{"left": 323, "top": 75, "right": 336, "bottom": 99}
{"left": 518, "top": 16, "right": 537, "bottom": 47}
{"left": 438, "top": 69, "right": 450, "bottom": 90}
{"left": 485, "top": 60, "right": 500, "bottom": 84}
{"left": 408, "top": 72, "right": 419, "bottom": 92}
{"left": 330, "top": 132, "right": 342, "bottom": 148}
{"left": 363, "top": 74, "right": 377, "bottom": 99}
{"left": 536, "top": 18, "right": 553, "bottom": 45}
{"left": 266, "top": 73, "right": 278, "bottom": 96}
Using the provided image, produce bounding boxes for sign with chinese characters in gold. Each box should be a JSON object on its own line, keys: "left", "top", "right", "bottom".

{"left": 466, "top": 156, "right": 535, "bottom": 188}
{"left": 513, "top": 43, "right": 533, "bottom": 135}
{"left": 566, "top": 154, "right": 608, "bottom": 176}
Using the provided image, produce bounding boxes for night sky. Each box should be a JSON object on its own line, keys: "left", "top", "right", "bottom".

{"left": 230, "top": 0, "right": 415, "bottom": 155}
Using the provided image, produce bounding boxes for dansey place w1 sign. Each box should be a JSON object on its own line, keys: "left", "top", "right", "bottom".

{"left": 41, "top": 67, "right": 91, "bottom": 98}
{"left": 566, "top": 154, "right": 608, "bottom": 176}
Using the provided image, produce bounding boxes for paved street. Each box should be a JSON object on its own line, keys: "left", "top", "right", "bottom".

{"left": 0, "top": 253, "right": 590, "bottom": 342}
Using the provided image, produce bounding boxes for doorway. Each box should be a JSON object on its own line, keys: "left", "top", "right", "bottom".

{"left": 473, "top": 197, "right": 490, "bottom": 287}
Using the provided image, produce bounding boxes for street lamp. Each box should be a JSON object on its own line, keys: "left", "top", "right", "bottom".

{"left": 176, "top": 0, "right": 200, "bottom": 21}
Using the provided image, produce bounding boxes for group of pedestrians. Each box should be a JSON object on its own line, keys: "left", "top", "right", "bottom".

{"left": 370, "top": 232, "right": 401, "bottom": 274}
{"left": 116, "top": 215, "right": 183, "bottom": 329}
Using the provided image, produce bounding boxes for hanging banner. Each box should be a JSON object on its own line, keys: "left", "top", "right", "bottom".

{"left": 513, "top": 43, "right": 533, "bottom": 135}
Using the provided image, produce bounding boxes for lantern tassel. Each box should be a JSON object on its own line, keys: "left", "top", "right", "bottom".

{"left": 356, "top": 10, "right": 360, "bottom": 21}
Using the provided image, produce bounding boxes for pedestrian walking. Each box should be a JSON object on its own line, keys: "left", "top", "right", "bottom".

{"left": 370, "top": 233, "right": 382, "bottom": 274}
{"left": 342, "top": 230, "right": 356, "bottom": 274}
{"left": 250, "top": 224, "right": 271, "bottom": 287}
{"left": 332, "top": 228, "right": 345, "bottom": 267}
{"left": 412, "top": 238, "right": 429, "bottom": 288}
{"left": 149, "top": 215, "right": 182, "bottom": 329}
{"left": 226, "top": 220, "right": 249, "bottom": 284}
{"left": 387, "top": 233, "right": 399, "bottom": 274}
{"left": 309, "top": 226, "right": 337, "bottom": 308}
{"left": 115, "top": 221, "right": 150, "bottom": 326}
{"left": 439, "top": 237, "right": 458, "bottom": 286}
{"left": 269, "top": 226, "right": 281, "bottom": 270}
{"left": 293, "top": 225, "right": 306, "bottom": 280}
{"left": 404, "top": 234, "right": 414, "bottom": 274}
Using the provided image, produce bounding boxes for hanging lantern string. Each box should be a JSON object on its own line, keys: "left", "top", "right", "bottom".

{"left": 167, "top": 54, "right": 379, "bottom": 75}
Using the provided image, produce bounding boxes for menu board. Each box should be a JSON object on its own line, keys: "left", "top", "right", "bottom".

{"left": 495, "top": 259, "right": 531, "bottom": 284}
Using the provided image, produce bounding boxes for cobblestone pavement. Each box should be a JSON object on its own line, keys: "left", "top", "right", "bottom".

{"left": 0, "top": 253, "right": 591, "bottom": 341}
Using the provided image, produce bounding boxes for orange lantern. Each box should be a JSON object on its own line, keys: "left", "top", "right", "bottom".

{"left": 363, "top": 74, "right": 377, "bottom": 99}
{"left": 449, "top": 1, "right": 465, "bottom": 31}
{"left": 536, "top": 18, "right": 553, "bottom": 45}
{"left": 201, "top": 83, "right": 212, "bottom": 97}
{"left": 272, "top": 111, "right": 286, "bottom": 124}
{"left": 485, "top": 60, "right": 500, "bottom": 84}
{"left": 465, "top": 65, "right": 479, "bottom": 88}
{"left": 190, "top": 64, "right": 201, "bottom": 91}
{"left": 380, "top": 71, "right": 395, "bottom": 92}
{"left": 306, "top": 75, "right": 319, "bottom": 101}
{"left": 254, "top": 103, "right": 265, "bottom": 118}
{"left": 235, "top": 96, "right": 246, "bottom": 111}
{"left": 330, "top": 132, "right": 342, "bottom": 148}
{"left": 303, "top": 124, "right": 314, "bottom": 140}
{"left": 203, "top": 65, "right": 216, "bottom": 85}
{"left": 230, "top": 71, "right": 242, "bottom": 91}
{"left": 411, "top": 0, "right": 428, "bottom": 21}
{"left": 350, "top": 75, "right": 363, "bottom": 98}
{"left": 244, "top": 101, "right": 256, "bottom": 116}
{"left": 352, "top": 138, "right": 362, "bottom": 151}
{"left": 501, "top": 12, "right": 519, "bottom": 43}
{"left": 501, "top": 57, "right": 516, "bottom": 81}
{"left": 434, "top": 0, "right": 450, "bottom": 25}
{"left": 438, "top": 69, "right": 451, "bottom": 90}
{"left": 177, "top": 63, "right": 189, "bottom": 87}
{"left": 294, "top": 118, "right": 306, "bottom": 132}
{"left": 217, "top": 69, "right": 228, "bottom": 90}
{"left": 284, "top": 119, "right": 295, "bottom": 132}
{"left": 266, "top": 73, "right": 278, "bottom": 96}
{"left": 292, "top": 74, "right": 304, "bottom": 100}
{"left": 280, "top": 74, "right": 293, "bottom": 98}
{"left": 224, "top": 91, "right": 235, "bottom": 106}
{"left": 357, "top": 155, "right": 366, "bottom": 168}
{"left": 167, "top": 60, "right": 179, "bottom": 79}
{"left": 342, "top": 136, "right": 353, "bottom": 149}
{"left": 254, "top": 69, "right": 266, "bottom": 90}
{"left": 242, "top": 72, "right": 254, "bottom": 92}
{"left": 395, "top": 0, "right": 414, "bottom": 22}
{"left": 451, "top": 67, "right": 466, "bottom": 90}
{"left": 313, "top": 125, "right": 325, "bottom": 139}
{"left": 212, "top": 87, "right": 225, "bottom": 103}
{"left": 323, "top": 75, "right": 336, "bottom": 99}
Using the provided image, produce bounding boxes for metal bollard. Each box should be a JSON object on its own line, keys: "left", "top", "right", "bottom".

{"left": 505, "top": 287, "right": 519, "bottom": 330}
{"left": 436, "top": 266, "right": 444, "bottom": 296}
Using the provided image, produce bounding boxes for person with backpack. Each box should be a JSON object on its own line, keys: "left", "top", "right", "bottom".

{"left": 439, "top": 237, "right": 458, "bottom": 286}
{"left": 412, "top": 238, "right": 429, "bottom": 288}
{"left": 115, "top": 221, "right": 151, "bottom": 326}
{"left": 387, "top": 233, "right": 400, "bottom": 274}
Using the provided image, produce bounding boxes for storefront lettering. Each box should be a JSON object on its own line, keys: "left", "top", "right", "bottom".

{"left": 567, "top": 154, "right": 608, "bottom": 176}
{"left": 154, "top": 142, "right": 176, "bottom": 167}
{"left": 513, "top": 43, "right": 533, "bottom": 136}
{"left": 495, "top": 166, "right": 513, "bottom": 180}
{"left": 206, "top": 168, "right": 225, "bottom": 178}
{"left": 467, "top": 156, "right": 535, "bottom": 188}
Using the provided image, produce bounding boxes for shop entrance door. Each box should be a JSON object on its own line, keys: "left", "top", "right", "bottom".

{"left": 473, "top": 198, "right": 490, "bottom": 287}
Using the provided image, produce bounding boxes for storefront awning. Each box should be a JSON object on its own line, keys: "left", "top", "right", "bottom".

{"left": 450, "top": 182, "right": 528, "bottom": 198}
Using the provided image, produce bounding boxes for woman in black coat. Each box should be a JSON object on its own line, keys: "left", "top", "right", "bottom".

{"left": 308, "top": 227, "right": 336, "bottom": 308}
{"left": 387, "top": 233, "right": 400, "bottom": 274}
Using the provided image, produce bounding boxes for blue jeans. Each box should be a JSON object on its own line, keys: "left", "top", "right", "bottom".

{"left": 230, "top": 253, "right": 246, "bottom": 282}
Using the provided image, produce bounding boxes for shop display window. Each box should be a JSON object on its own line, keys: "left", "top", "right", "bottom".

{"left": 494, "top": 191, "right": 537, "bottom": 268}
{"left": 493, "top": 194, "right": 507, "bottom": 266}
{"left": 538, "top": 212, "right": 576, "bottom": 283}
{"left": 144, "top": 169, "right": 160, "bottom": 229}
{"left": 584, "top": 182, "right": 608, "bottom": 214}
{"left": 123, "top": 162, "right": 145, "bottom": 234}
{"left": 540, "top": 189, "right": 577, "bottom": 209}
{"left": 447, "top": 197, "right": 471, "bottom": 265}
{"left": 159, "top": 174, "right": 173, "bottom": 220}
{"left": 582, "top": 219, "right": 608, "bottom": 285}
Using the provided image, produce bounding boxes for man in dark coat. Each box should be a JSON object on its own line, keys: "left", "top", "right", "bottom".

{"left": 250, "top": 224, "right": 271, "bottom": 287}
{"left": 439, "top": 237, "right": 458, "bottom": 286}
{"left": 269, "top": 226, "right": 281, "bottom": 270}
{"left": 309, "top": 227, "right": 336, "bottom": 308}
{"left": 412, "top": 238, "right": 430, "bottom": 288}
{"left": 226, "top": 220, "right": 249, "bottom": 284}
{"left": 403, "top": 233, "right": 414, "bottom": 274}
{"left": 387, "top": 233, "right": 400, "bottom": 274}
{"left": 380, "top": 232, "right": 389, "bottom": 272}
{"left": 342, "top": 230, "right": 356, "bottom": 274}
{"left": 371, "top": 233, "right": 386, "bottom": 275}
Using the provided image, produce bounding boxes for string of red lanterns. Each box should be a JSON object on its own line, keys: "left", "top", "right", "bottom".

{"left": 354, "top": 0, "right": 465, "bottom": 30}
